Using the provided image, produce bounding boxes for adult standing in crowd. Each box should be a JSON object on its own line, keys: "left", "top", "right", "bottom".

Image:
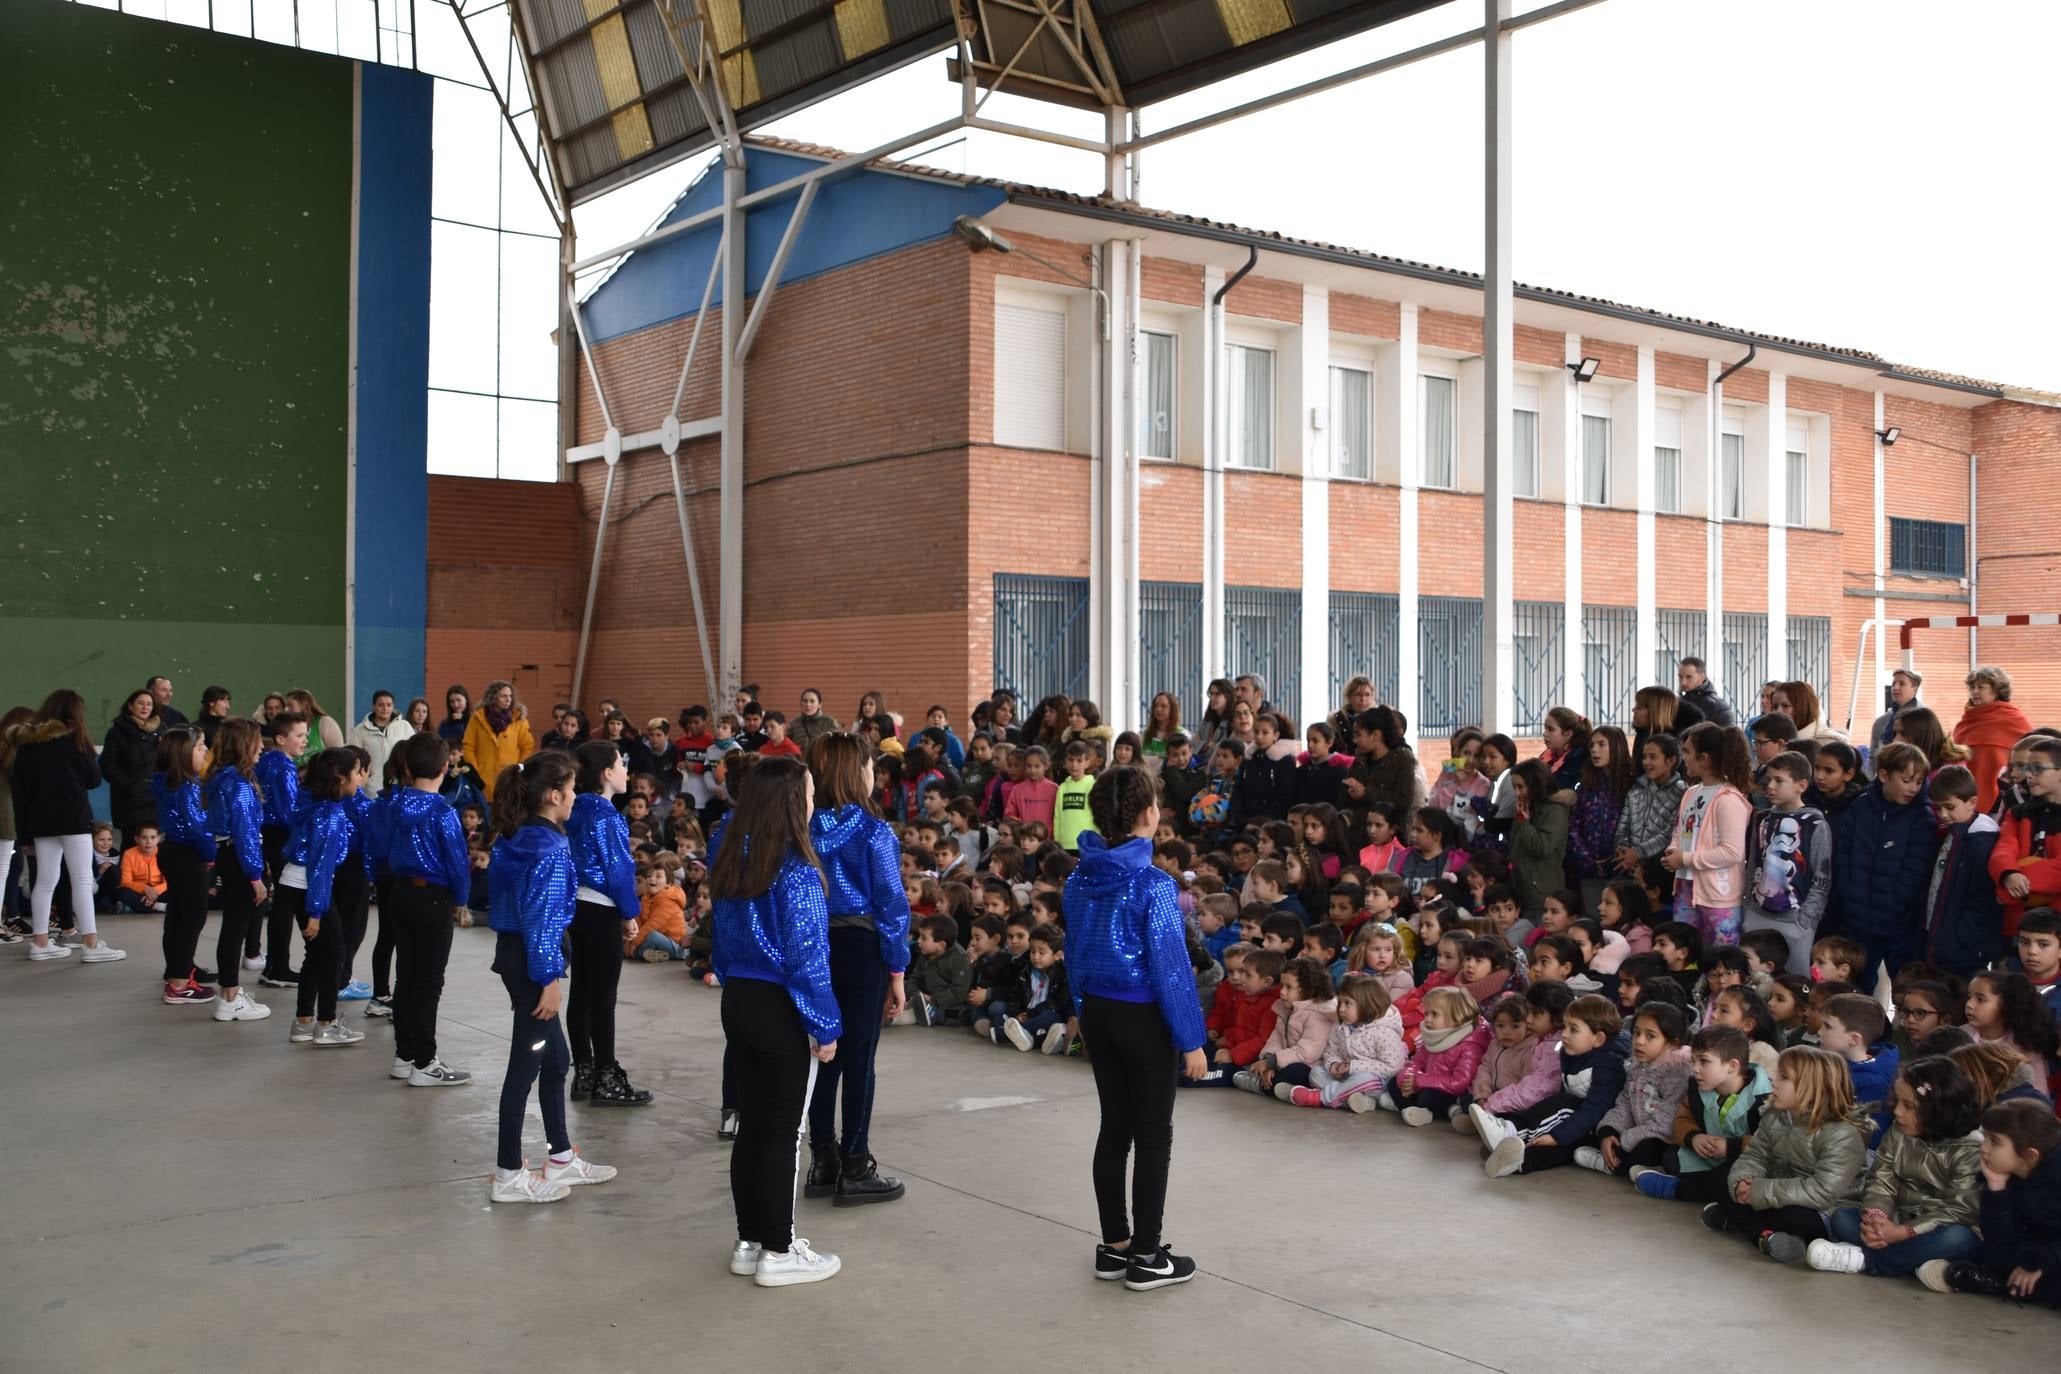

{"left": 102, "top": 686, "right": 164, "bottom": 849}
{"left": 1774, "top": 681, "right": 1848, "bottom": 745}
{"left": 438, "top": 685, "right": 471, "bottom": 748}
{"left": 789, "top": 689, "right": 840, "bottom": 759}
{"left": 1631, "top": 685, "right": 1700, "bottom": 765}
{"left": 1234, "top": 673, "right": 1272, "bottom": 717}
{"left": 803, "top": 733, "right": 911, "bottom": 1206}
{"left": 253, "top": 692, "right": 286, "bottom": 730}
{"left": 1677, "top": 657, "right": 1736, "bottom": 728}
{"left": 464, "top": 680, "right": 535, "bottom": 801}
{"left": 1329, "top": 675, "right": 1377, "bottom": 745}
{"left": 196, "top": 686, "right": 234, "bottom": 747}
{"left": 9, "top": 690, "right": 125, "bottom": 963}
{"left": 1954, "top": 666, "right": 2032, "bottom": 815}
{"left": 987, "top": 690, "right": 1022, "bottom": 744}
{"left": 147, "top": 675, "right": 189, "bottom": 729}
{"left": 350, "top": 690, "right": 415, "bottom": 795}
{"left": 1869, "top": 668, "right": 1923, "bottom": 757}
{"left": 286, "top": 688, "right": 345, "bottom": 757}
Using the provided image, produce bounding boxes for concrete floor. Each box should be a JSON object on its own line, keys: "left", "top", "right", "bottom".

{"left": 5, "top": 913, "right": 2053, "bottom": 1374}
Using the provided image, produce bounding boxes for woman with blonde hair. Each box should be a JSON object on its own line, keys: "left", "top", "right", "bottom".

{"left": 285, "top": 688, "right": 345, "bottom": 757}
{"left": 1717, "top": 1044, "right": 1869, "bottom": 1261}
{"left": 463, "top": 680, "right": 536, "bottom": 801}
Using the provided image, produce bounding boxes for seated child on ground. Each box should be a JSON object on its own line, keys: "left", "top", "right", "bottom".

{"left": 1385, "top": 985, "right": 1490, "bottom": 1127}
{"left": 898, "top": 914, "right": 973, "bottom": 1025}
{"left": 1281, "top": 973, "right": 1406, "bottom": 1111}
{"left": 1236, "top": 957, "right": 1337, "bottom": 1096}
{"left": 1810, "top": 1056, "right": 1985, "bottom": 1278}
{"left": 1587, "top": 1001, "right": 1692, "bottom": 1179}
{"left": 1926, "top": 1099, "right": 2061, "bottom": 1304}
{"left": 1346, "top": 920, "right": 1415, "bottom": 1005}
{"left": 1190, "top": 948, "right": 1284, "bottom": 1086}
{"left": 994, "top": 922, "right": 1071, "bottom": 1053}
{"left": 1819, "top": 992, "right": 1902, "bottom": 1146}
{"left": 116, "top": 824, "right": 167, "bottom": 914}
{"left": 1461, "top": 985, "right": 1571, "bottom": 1133}
{"left": 1716, "top": 1044, "right": 1869, "bottom": 1262}
{"left": 1631, "top": 1024, "right": 1772, "bottom": 1203}
{"left": 968, "top": 913, "right": 1033, "bottom": 1038}
{"left": 1476, "top": 994, "right": 1629, "bottom": 1178}
{"left": 626, "top": 857, "right": 690, "bottom": 960}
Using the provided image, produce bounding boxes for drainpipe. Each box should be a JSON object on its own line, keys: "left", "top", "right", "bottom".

{"left": 1205, "top": 247, "right": 1257, "bottom": 679}
{"left": 1706, "top": 342, "right": 1756, "bottom": 686}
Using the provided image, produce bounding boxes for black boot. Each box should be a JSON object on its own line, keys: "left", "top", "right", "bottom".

{"left": 834, "top": 1152, "right": 906, "bottom": 1207}
{"left": 570, "top": 1061, "right": 595, "bottom": 1102}
{"left": 588, "top": 1062, "right": 653, "bottom": 1107}
{"left": 1943, "top": 1262, "right": 2013, "bottom": 1299}
{"left": 804, "top": 1144, "right": 840, "bottom": 1199}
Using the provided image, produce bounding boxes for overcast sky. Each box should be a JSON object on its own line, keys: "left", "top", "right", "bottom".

{"left": 577, "top": 0, "right": 2061, "bottom": 394}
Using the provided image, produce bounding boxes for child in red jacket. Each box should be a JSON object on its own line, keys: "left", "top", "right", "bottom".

{"left": 1382, "top": 985, "right": 1490, "bottom": 1125}
{"left": 1190, "top": 948, "right": 1284, "bottom": 1087}
{"left": 1395, "top": 931, "right": 1466, "bottom": 1049}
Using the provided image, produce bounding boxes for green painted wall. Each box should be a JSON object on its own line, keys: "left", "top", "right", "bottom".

{"left": 0, "top": 2, "right": 355, "bottom": 728}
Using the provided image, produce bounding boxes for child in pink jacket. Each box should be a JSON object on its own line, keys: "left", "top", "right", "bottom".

{"left": 1283, "top": 974, "right": 1407, "bottom": 1111}
{"left": 1235, "top": 958, "right": 1339, "bottom": 1097}
{"left": 1663, "top": 723, "right": 1754, "bottom": 949}
{"left": 1463, "top": 984, "right": 1568, "bottom": 1131}
{"left": 1385, "top": 985, "right": 1491, "bottom": 1127}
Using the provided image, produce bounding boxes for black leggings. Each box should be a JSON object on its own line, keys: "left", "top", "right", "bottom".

{"left": 214, "top": 845, "right": 260, "bottom": 992}
{"left": 722, "top": 976, "right": 816, "bottom": 1250}
{"left": 566, "top": 901, "right": 626, "bottom": 1068}
{"left": 494, "top": 932, "right": 570, "bottom": 1171}
{"left": 1603, "top": 1136, "right": 1671, "bottom": 1176}
{"left": 1716, "top": 1196, "right": 1831, "bottom": 1243}
{"left": 809, "top": 926, "right": 888, "bottom": 1155}
{"left": 1080, "top": 994, "right": 1180, "bottom": 1255}
{"left": 158, "top": 840, "right": 210, "bottom": 981}
{"left": 258, "top": 824, "right": 292, "bottom": 971}
{"left": 334, "top": 860, "right": 369, "bottom": 988}
{"left": 390, "top": 881, "right": 455, "bottom": 1069}
{"left": 285, "top": 886, "right": 340, "bottom": 1020}
{"left": 371, "top": 873, "right": 397, "bottom": 998}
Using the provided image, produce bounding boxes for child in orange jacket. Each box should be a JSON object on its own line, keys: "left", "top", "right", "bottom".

{"left": 626, "top": 860, "right": 689, "bottom": 961}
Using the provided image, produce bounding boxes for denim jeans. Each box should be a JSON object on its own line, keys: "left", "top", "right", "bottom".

{"left": 635, "top": 930, "right": 685, "bottom": 959}
{"left": 1827, "top": 1209, "right": 1981, "bottom": 1276}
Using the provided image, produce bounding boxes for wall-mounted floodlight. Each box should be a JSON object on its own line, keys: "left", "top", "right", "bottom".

{"left": 1567, "top": 356, "right": 1600, "bottom": 384}
{"left": 1876, "top": 427, "right": 1901, "bottom": 446}
{"left": 953, "top": 216, "right": 1013, "bottom": 254}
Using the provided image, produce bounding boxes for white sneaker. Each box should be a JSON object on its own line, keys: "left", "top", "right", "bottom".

{"left": 213, "top": 989, "right": 273, "bottom": 1022}
{"left": 409, "top": 1060, "right": 472, "bottom": 1086}
{"left": 289, "top": 1019, "right": 316, "bottom": 1044}
{"left": 1400, "top": 1106, "right": 1433, "bottom": 1128}
{"left": 753, "top": 1237, "right": 840, "bottom": 1288}
{"left": 1484, "top": 1135, "right": 1526, "bottom": 1179}
{"left": 543, "top": 1150, "right": 615, "bottom": 1186}
{"left": 1806, "top": 1240, "right": 1868, "bottom": 1274}
{"left": 1375, "top": 1090, "right": 1398, "bottom": 1112}
{"left": 390, "top": 1057, "right": 415, "bottom": 1080}
{"left": 1468, "top": 1104, "right": 1516, "bottom": 1147}
{"left": 1347, "top": 1092, "right": 1380, "bottom": 1114}
{"left": 1573, "top": 1146, "right": 1610, "bottom": 1174}
{"left": 28, "top": 941, "right": 74, "bottom": 961}
{"left": 242, "top": 954, "right": 266, "bottom": 971}
{"left": 1040, "top": 1025, "right": 1070, "bottom": 1055}
{"left": 1002, "top": 1018, "right": 1034, "bottom": 1052}
{"left": 490, "top": 1167, "right": 571, "bottom": 1204}
{"left": 730, "top": 1241, "right": 764, "bottom": 1276}
{"left": 79, "top": 942, "right": 127, "bottom": 963}
{"left": 313, "top": 1021, "right": 365, "bottom": 1047}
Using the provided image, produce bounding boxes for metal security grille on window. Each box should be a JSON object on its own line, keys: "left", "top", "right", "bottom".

{"left": 1723, "top": 612, "right": 1769, "bottom": 704}
{"left": 1330, "top": 366, "right": 1371, "bottom": 480}
{"left": 1889, "top": 519, "right": 1967, "bottom": 578}
{"left": 1582, "top": 415, "right": 1611, "bottom": 506}
{"left": 1513, "top": 408, "right": 1539, "bottom": 499}
{"left": 1419, "top": 597, "right": 1484, "bottom": 735}
{"left": 1328, "top": 592, "right": 1399, "bottom": 709}
{"left": 993, "top": 575, "right": 1088, "bottom": 707}
{"left": 1422, "top": 375, "right": 1455, "bottom": 489}
{"left": 1656, "top": 609, "right": 1708, "bottom": 685}
{"left": 1226, "top": 587, "right": 1300, "bottom": 714}
{"left": 1512, "top": 602, "right": 1563, "bottom": 733}
{"left": 1139, "top": 582, "right": 1204, "bottom": 723}
{"left": 1228, "top": 345, "right": 1273, "bottom": 470}
{"left": 1140, "top": 331, "right": 1174, "bottom": 460}
{"left": 995, "top": 304, "right": 1067, "bottom": 450}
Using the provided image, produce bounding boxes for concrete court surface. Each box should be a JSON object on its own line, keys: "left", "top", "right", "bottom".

{"left": 6, "top": 913, "right": 2055, "bottom": 1374}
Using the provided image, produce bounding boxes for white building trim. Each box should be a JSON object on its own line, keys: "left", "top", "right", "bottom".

{"left": 1298, "top": 286, "right": 1332, "bottom": 730}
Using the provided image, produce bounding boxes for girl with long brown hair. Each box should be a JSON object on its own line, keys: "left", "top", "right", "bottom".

{"left": 8, "top": 689, "right": 124, "bottom": 962}
{"left": 151, "top": 726, "right": 217, "bottom": 1004}
{"left": 204, "top": 718, "right": 272, "bottom": 1021}
{"left": 1664, "top": 722, "right": 1754, "bottom": 950}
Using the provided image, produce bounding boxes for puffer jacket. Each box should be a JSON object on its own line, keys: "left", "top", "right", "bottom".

{"left": 1830, "top": 780, "right": 1936, "bottom": 949}
{"left": 1229, "top": 738, "right": 1299, "bottom": 828}
{"left": 1511, "top": 794, "right": 1570, "bottom": 916}
{"left": 1989, "top": 799, "right": 2061, "bottom": 938}
{"left": 1729, "top": 1107, "right": 1870, "bottom": 1213}
{"left": 6, "top": 719, "right": 104, "bottom": 839}
{"left": 1399, "top": 1017, "right": 1492, "bottom": 1097}
{"left": 1261, "top": 994, "right": 1340, "bottom": 1071}
{"left": 1347, "top": 744, "right": 1427, "bottom": 819}
{"left": 786, "top": 710, "right": 841, "bottom": 759}
{"left": 101, "top": 712, "right": 164, "bottom": 831}
{"left": 1323, "top": 1005, "right": 1407, "bottom": 1083}
{"left": 1567, "top": 784, "right": 1626, "bottom": 880}
{"left": 1291, "top": 750, "right": 1353, "bottom": 810}
{"left": 1597, "top": 1047, "right": 1694, "bottom": 1152}
{"left": 1681, "top": 680, "right": 1737, "bottom": 728}
{"left": 1614, "top": 773, "right": 1688, "bottom": 861}
{"left": 1474, "top": 1032, "right": 1563, "bottom": 1115}
{"left": 1860, "top": 1127, "right": 1984, "bottom": 1232}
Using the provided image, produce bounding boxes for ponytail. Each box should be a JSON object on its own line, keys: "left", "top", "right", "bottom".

{"left": 1088, "top": 765, "right": 1157, "bottom": 844}
{"left": 489, "top": 750, "right": 576, "bottom": 839}
{"left": 489, "top": 766, "right": 526, "bottom": 839}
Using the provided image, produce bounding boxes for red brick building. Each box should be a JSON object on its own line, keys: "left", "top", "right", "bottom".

{"left": 428, "top": 138, "right": 2061, "bottom": 750}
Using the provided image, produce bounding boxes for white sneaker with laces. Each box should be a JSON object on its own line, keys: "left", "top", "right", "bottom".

{"left": 213, "top": 989, "right": 273, "bottom": 1022}
{"left": 730, "top": 1241, "right": 764, "bottom": 1276}
{"left": 1483, "top": 1135, "right": 1527, "bottom": 1179}
{"left": 79, "top": 942, "right": 127, "bottom": 963}
{"left": 409, "top": 1060, "right": 472, "bottom": 1087}
{"left": 490, "top": 1167, "right": 571, "bottom": 1204}
{"left": 754, "top": 1237, "right": 840, "bottom": 1287}
{"left": 1806, "top": 1240, "right": 1868, "bottom": 1274}
{"left": 29, "top": 941, "right": 74, "bottom": 961}
{"left": 242, "top": 954, "right": 266, "bottom": 971}
{"left": 1400, "top": 1106, "right": 1433, "bottom": 1128}
{"left": 390, "top": 1057, "right": 415, "bottom": 1080}
{"left": 543, "top": 1151, "right": 616, "bottom": 1186}
{"left": 1468, "top": 1104, "right": 1516, "bottom": 1147}
{"left": 313, "top": 1021, "right": 365, "bottom": 1047}
{"left": 1002, "top": 1018, "right": 1034, "bottom": 1052}
{"left": 1573, "top": 1146, "right": 1610, "bottom": 1174}
{"left": 289, "top": 1020, "right": 316, "bottom": 1043}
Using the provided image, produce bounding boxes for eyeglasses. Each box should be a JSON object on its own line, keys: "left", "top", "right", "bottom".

{"left": 2025, "top": 763, "right": 2061, "bottom": 776}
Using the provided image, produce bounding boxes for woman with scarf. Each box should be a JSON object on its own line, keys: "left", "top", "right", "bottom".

{"left": 464, "top": 680, "right": 536, "bottom": 801}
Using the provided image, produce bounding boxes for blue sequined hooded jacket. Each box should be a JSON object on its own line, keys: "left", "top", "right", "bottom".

{"left": 1063, "top": 831, "right": 1205, "bottom": 1053}
{"left": 204, "top": 767, "right": 265, "bottom": 875}
{"left": 567, "top": 792, "right": 641, "bottom": 917}
{"left": 255, "top": 748, "right": 300, "bottom": 829}
{"left": 387, "top": 786, "right": 471, "bottom": 907}
{"left": 712, "top": 846, "right": 841, "bottom": 1044}
{"left": 808, "top": 804, "right": 912, "bottom": 973}
{"left": 284, "top": 799, "right": 356, "bottom": 917}
{"left": 150, "top": 775, "right": 217, "bottom": 861}
{"left": 488, "top": 819, "right": 577, "bottom": 984}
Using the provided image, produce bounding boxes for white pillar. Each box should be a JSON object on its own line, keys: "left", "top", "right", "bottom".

{"left": 1763, "top": 371, "right": 1789, "bottom": 683}
{"left": 1092, "top": 236, "right": 1138, "bottom": 732}
{"left": 1705, "top": 358, "right": 1725, "bottom": 692}
{"left": 1872, "top": 390, "right": 1887, "bottom": 697}
{"left": 1633, "top": 345, "right": 1657, "bottom": 696}
{"left": 1202, "top": 265, "right": 1226, "bottom": 683}
{"left": 1394, "top": 304, "right": 1421, "bottom": 739}
{"left": 718, "top": 156, "right": 745, "bottom": 700}
{"left": 1298, "top": 286, "right": 1331, "bottom": 729}
{"left": 1482, "top": 0, "right": 1515, "bottom": 737}
{"left": 1562, "top": 333, "right": 1584, "bottom": 719}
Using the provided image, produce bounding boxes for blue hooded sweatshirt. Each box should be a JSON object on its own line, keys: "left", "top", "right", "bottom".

{"left": 1063, "top": 831, "right": 1206, "bottom": 1053}
{"left": 487, "top": 819, "right": 577, "bottom": 985}
{"left": 809, "top": 803, "right": 912, "bottom": 973}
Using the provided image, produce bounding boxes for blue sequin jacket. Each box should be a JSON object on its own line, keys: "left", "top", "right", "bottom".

{"left": 151, "top": 775, "right": 216, "bottom": 861}
{"left": 808, "top": 804, "right": 912, "bottom": 973}
{"left": 255, "top": 748, "right": 300, "bottom": 829}
{"left": 205, "top": 768, "right": 264, "bottom": 875}
{"left": 360, "top": 789, "right": 396, "bottom": 875}
{"left": 387, "top": 786, "right": 471, "bottom": 906}
{"left": 1063, "top": 831, "right": 1206, "bottom": 1053}
{"left": 344, "top": 792, "right": 375, "bottom": 876}
{"left": 488, "top": 819, "right": 578, "bottom": 984}
{"left": 567, "top": 792, "right": 641, "bottom": 917}
{"left": 712, "top": 846, "right": 841, "bottom": 1044}
{"left": 284, "top": 799, "right": 356, "bottom": 917}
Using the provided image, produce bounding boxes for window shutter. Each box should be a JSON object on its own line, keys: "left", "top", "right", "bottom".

{"left": 995, "top": 303, "right": 1066, "bottom": 450}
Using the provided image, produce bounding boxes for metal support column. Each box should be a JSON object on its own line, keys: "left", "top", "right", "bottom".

{"left": 719, "top": 153, "right": 746, "bottom": 702}
{"left": 1481, "top": 0, "right": 1515, "bottom": 735}
{"left": 1093, "top": 106, "right": 1139, "bottom": 731}
{"left": 1201, "top": 264, "right": 1226, "bottom": 687}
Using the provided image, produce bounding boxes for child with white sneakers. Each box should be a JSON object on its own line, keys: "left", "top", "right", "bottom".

{"left": 1278, "top": 973, "right": 1404, "bottom": 1111}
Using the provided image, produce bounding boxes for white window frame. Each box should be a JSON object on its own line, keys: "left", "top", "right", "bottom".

{"left": 1225, "top": 342, "right": 1276, "bottom": 471}
{"left": 1138, "top": 328, "right": 1176, "bottom": 461}
{"left": 1329, "top": 363, "right": 1373, "bottom": 480}
{"left": 1420, "top": 371, "right": 1457, "bottom": 490}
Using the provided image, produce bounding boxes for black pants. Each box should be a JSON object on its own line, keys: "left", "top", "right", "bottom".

{"left": 1506, "top": 1094, "right": 1590, "bottom": 1173}
{"left": 258, "top": 823, "right": 292, "bottom": 970}
{"left": 1604, "top": 1136, "right": 1671, "bottom": 1176}
{"left": 214, "top": 845, "right": 259, "bottom": 992}
{"left": 334, "top": 860, "right": 369, "bottom": 988}
{"left": 371, "top": 873, "right": 397, "bottom": 998}
{"left": 1080, "top": 994, "right": 1180, "bottom": 1255}
{"left": 1717, "top": 1196, "right": 1831, "bottom": 1244}
{"left": 566, "top": 901, "right": 626, "bottom": 1068}
{"left": 722, "top": 976, "right": 816, "bottom": 1251}
{"left": 158, "top": 840, "right": 210, "bottom": 981}
{"left": 390, "top": 881, "right": 455, "bottom": 1069}
{"left": 285, "top": 886, "right": 340, "bottom": 1020}
{"left": 1395, "top": 1086, "right": 1463, "bottom": 1117}
{"left": 1672, "top": 1167, "right": 1732, "bottom": 1203}
{"left": 494, "top": 932, "right": 570, "bottom": 1171}
{"left": 809, "top": 926, "right": 888, "bottom": 1155}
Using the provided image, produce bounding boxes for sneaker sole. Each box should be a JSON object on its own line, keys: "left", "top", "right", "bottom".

{"left": 409, "top": 1074, "right": 471, "bottom": 1086}
{"left": 833, "top": 1183, "right": 906, "bottom": 1207}
{"left": 729, "top": 1255, "right": 762, "bottom": 1276}
{"left": 164, "top": 994, "right": 219, "bottom": 1005}
{"left": 490, "top": 1187, "right": 570, "bottom": 1204}
{"left": 753, "top": 1256, "right": 841, "bottom": 1287}
{"left": 313, "top": 1037, "right": 366, "bottom": 1048}
{"left": 1123, "top": 1268, "right": 1196, "bottom": 1291}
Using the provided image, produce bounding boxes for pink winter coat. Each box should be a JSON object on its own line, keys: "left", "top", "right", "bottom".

{"left": 1474, "top": 1032, "right": 1565, "bottom": 1115}
{"left": 1323, "top": 1005, "right": 1407, "bottom": 1083}
{"left": 1262, "top": 996, "right": 1340, "bottom": 1071}
{"left": 1672, "top": 783, "right": 1752, "bottom": 910}
{"left": 1399, "top": 1017, "right": 1492, "bottom": 1097}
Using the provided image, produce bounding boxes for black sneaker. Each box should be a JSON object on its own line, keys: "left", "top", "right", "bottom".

{"left": 1941, "top": 1261, "right": 2012, "bottom": 1298}
{"left": 1094, "top": 1244, "right": 1130, "bottom": 1280}
{"left": 191, "top": 965, "right": 218, "bottom": 983}
{"left": 258, "top": 968, "right": 299, "bottom": 987}
{"left": 588, "top": 1063, "right": 653, "bottom": 1107}
{"left": 718, "top": 1108, "right": 739, "bottom": 1139}
{"left": 834, "top": 1153, "right": 905, "bottom": 1207}
{"left": 1123, "top": 1244, "right": 1197, "bottom": 1291}
{"left": 570, "top": 1061, "right": 595, "bottom": 1102}
{"left": 1699, "top": 1203, "right": 1728, "bottom": 1233}
{"left": 804, "top": 1144, "right": 841, "bottom": 1199}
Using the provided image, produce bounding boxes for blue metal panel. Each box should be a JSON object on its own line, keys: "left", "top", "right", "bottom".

{"left": 1787, "top": 616, "right": 1833, "bottom": 702}
{"left": 1724, "top": 611, "right": 1770, "bottom": 708}
{"left": 993, "top": 574, "right": 1089, "bottom": 707}
{"left": 352, "top": 62, "right": 432, "bottom": 711}
{"left": 1140, "top": 580, "right": 1204, "bottom": 725}
{"left": 1226, "top": 586, "right": 1301, "bottom": 719}
{"left": 1582, "top": 604, "right": 1638, "bottom": 727}
{"left": 1328, "top": 591, "right": 1399, "bottom": 713}
{"left": 1511, "top": 600, "right": 1562, "bottom": 734}
{"left": 1656, "top": 608, "right": 1708, "bottom": 685}
{"left": 583, "top": 150, "right": 1010, "bottom": 343}
{"left": 1418, "top": 596, "right": 1483, "bottom": 735}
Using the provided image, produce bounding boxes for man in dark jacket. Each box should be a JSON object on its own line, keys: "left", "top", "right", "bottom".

{"left": 1677, "top": 658, "right": 1737, "bottom": 729}
{"left": 1831, "top": 742, "right": 1937, "bottom": 986}
{"left": 146, "top": 676, "right": 189, "bottom": 729}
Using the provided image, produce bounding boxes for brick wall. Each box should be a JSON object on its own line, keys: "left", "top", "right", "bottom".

{"left": 424, "top": 475, "right": 582, "bottom": 711}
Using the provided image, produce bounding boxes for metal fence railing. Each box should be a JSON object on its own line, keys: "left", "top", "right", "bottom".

{"left": 1511, "top": 600, "right": 1564, "bottom": 734}
{"left": 992, "top": 574, "right": 1089, "bottom": 709}
{"left": 1723, "top": 611, "right": 1770, "bottom": 710}
{"left": 1656, "top": 607, "right": 1708, "bottom": 687}
{"left": 1139, "top": 581, "right": 1205, "bottom": 725}
{"left": 1418, "top": 596, "right": 1484, "bottom": 735}
{"left": 1583, "top": 604, "right": 1639, "bottom": 727}
{"left": 1328, "top": 591, "right": 1400, "bottom": 716}
{"left": 1226, "top": 586, "right": 1302, "bottom": 720}
{"left": 1788, "top": 616, "right": 1833, "bottom": 703}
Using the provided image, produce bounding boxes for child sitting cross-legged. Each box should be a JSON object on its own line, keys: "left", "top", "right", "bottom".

{"left": 1715, "top": 1044, "right": 1871, "bottom": 1262}
{"left": 968, "top": 913, "right": 1033, "bottom": 1039}
{"left": 1383, "top": 985, "right": 1490, "bottom": 1126}
{"left": 1808, "top": 1055, "right": 1985, "bottom": 1277}
{"left": 625, "top": 856, "right": 690, "bottom": 961}
{"left": 1279, "top": 973, "right": 1406, "bottom": 1112}
{"left": 895, "top": 914, "right": 972, "bottom": 1026}
{"left": 995, "top": 921, "right": 1071, "bottom": 1054}
{"left": 1629, "top": 1024, "right": 1772, "bottom": 1203}
{"left": 1190, "top": 947, "right": 1283, "bottom": 1086}
{"left": 1235, "top": 957, "right": 1338, "bottom": 1096}
{"left": 1580, "top": 1001, "right": 1692, "bottom": 1178}
{"left": 1475, "top": 994, "right": 1629, "bottom": 1178}
{"left": 1918, "top": 1098, "right": 2061, "bottom": 1303}
{"left": 1457, "top": 985, "right": 1571, "bottom": 1136}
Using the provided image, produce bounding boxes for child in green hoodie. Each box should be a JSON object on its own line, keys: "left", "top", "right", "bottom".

{"left": 1628, "top": 1023, "right": 1771, "bottom": 1203}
